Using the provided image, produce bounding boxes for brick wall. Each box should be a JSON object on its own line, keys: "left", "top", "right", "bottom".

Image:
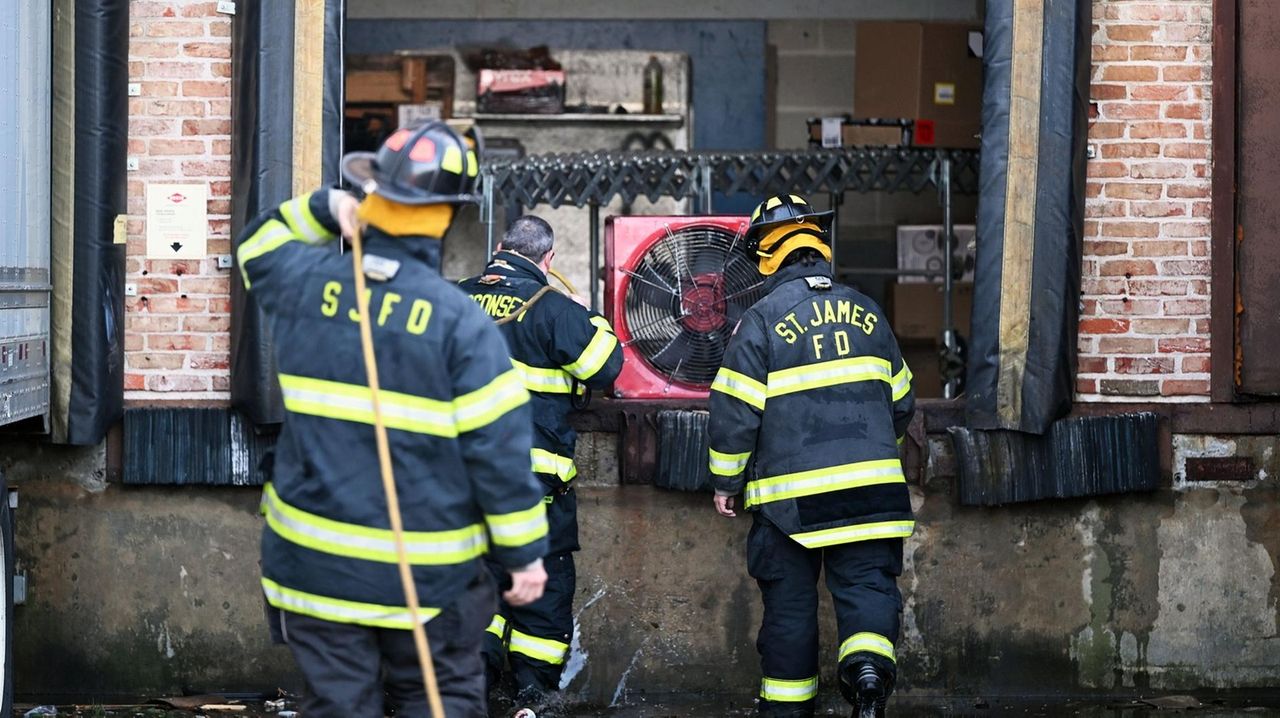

{"left": 125, "top": 1, "right": 233, "bottom": 402}
{"left": 1078, "top": 0, "right": 1214, "bottom": 400}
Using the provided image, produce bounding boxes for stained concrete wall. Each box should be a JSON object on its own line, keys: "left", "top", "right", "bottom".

{"left": 8, "top": 430, "right": 1280, "bottom": 704}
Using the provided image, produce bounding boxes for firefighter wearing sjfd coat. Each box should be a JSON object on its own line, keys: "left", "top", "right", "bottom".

{"left": 459, "top": 216, "right": 623, "bottom": 704}
{"left": 235, "top": 122, "right": 550, "bottom": 718}
{"left": 707, "top": 194, "right": 915, "bottom": 718}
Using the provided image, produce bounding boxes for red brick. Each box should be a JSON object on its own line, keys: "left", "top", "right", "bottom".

{"left": 1106, "top": 24, "right": 1158, "bottom": 42}
{"left": 1158, "top": 337, "right": 1211, "bottom": 354}
{"left": 138, "top": 80, "right": 180, "bottom": 97}
{"left": 1101, "top": 379, "right": 1161, "bottom": 396}
{"left": 180, "top": 276, "right": 229, "bottom": 294}
{"left": 1100, "top": 221, "right": 1159, "bottom": 238}
{"left": 1160, "top": 259, "right": 1210, "bottom": 276}
{"left": 1088, "top": 161, "right": 1128, "bottom": 178}
{"left": 1165, "top": 103, "right": 1207, "bottom": 120}
{"left": 1160, "top": 24, "right": 1210, "bottom": 43}
{"left": 1164, "top": 64, "right": 1209, "bottom": 82}
{"left": 179, "top": 2, "right": 219, "bottom": 17}
{"left": 125, "top": 373, "right": 146, "bottom": 391}
{"left": 1078, "top": 356, "right": 1108, "bottom": 374}
{"left": 146, "top": 260, "right": 203, "bottom": 276}
{"left": 1116, "top": 5, "right": 1188, "bottom": 22}
{"left": 182, "top": 41, "right": 231, "bottom": 59}
{"left": 145, "top": 99, "right": 206, "bottom": 117}
{"left": 128, "top": 352, "right": 185, "bottom": 370}
{"left": 181, "top": 159, "right": 231, "bottom": 176}
{"left": 1086, "top": 181, "right": 1104, "bottom": 198}
{"left": 1077, "top": 378, "right": 1099, "bottom": 395}
{"left": 130, "top": 118, "right": 177, "bottom": 136}
{"left": 1100, "top": 142, "right": 1160, "bottom": 158}
{"left": 1091, "top": 84, "right": 1128, "bottom": 100}
{"left": 1084, "top": 240, "right": 1129, "bottom": 256}
{"left": 1090, "top": 122, "right": 1127, "bottom": 139}
{"left": 147, "top": 374, "right": 210, "bottom": 392}
{"left": 125, "top": 334, "right": 144, "bottom": 352}
{"left": 1099, "top": 298, "right": 1161, "bottom": 315}
{"left": 181, "top": 80, "right": 229, "bottom": 97}
{"left": 1080, "top": 318, "right": 1131, "bottom": 334}
{"left": 148, "top": 138, "right": 205, "bottom": 155}
{"left": 182, "top": 118, "right": 231, "bottom": 136}
{"left": 142, "top": 61, "right": 209, "bottom": 79}
{"left": 185, "top": 314, "right": 231, "bottom": 333}
{"left": 1092, "top": 44, "right": 1130, "bottom": 61}
{"left": 1167, "top": 183, "right": 1210, "bottom": 199}
{"left": 1129, "top": 45, "right": 1188, "bottom": 62}
{"left": 1082, "top": 278, "right": 1127, "bottom": 296}
{"left": 207, "top": 297, "right": 231, "bottom": 314}
{"left": 1115, "top": 356, "right": 1175, "bottom": 374}
{"left": 1133, "top": 318, "right": 1191, "bottom": 335}
{"left": 1128, "top": 122, "right": 1187, "bottom": 139}
{"left": 1191, "top": 201, "right": 1212, "bottom": 218}
{"left": 211, "top": 61, "right": 232, "bottom": 79}
{"left": 1101, "top": 259, "right": 1157, "bottom": 277}
{"left": 1164, "top": 298, "right": 1210, "bottom": 315}
{"left": 130, "top": 41, "right": 180, "bottom": 58}
{"left": 1098, "top": 102, "right": 1161, "bottom": 120}
{"left": 1099, "top": 338, "right": 1157, "bottom": 354}
{"left": 1161, "top": 379, "right": 1210, "bottom": 396}
{"left": 189, "top": 353, "right": 229, "bottom": 370}
{"left": 137, "top": 278, "right": 179, "bottom": 294}
{"left": 1164, "top": 142, "right": 1209, "bottom": 159}
{"left": 1160, "top": 221, "right": 1211, "bottom": 238}
{"left": 147, "top": 20, "right": 207, "bottom": 37}
{"left": 1086, "top": 200, "right": 1128, "bottom": 218}
{"left": 1182, "top": 355, "right": 1211, "bottom": 374}
{"left": 127, "top": 314, "right": 181, "bottom": 333}
{"left": 211, "top": 140, "right": 231, "bottom": 156}
{"left": 209, "top": 21, "right": 231, "bottom": 38}
{"left": 1104, "top": 182, "right": 1163, "bottom": 200}
{"left": 1133, "top": 162, "right": 1189, "bottom": 179}
{"left": 1132, "top": 241, "right": 1188, "bottom": 257}
{"left": 1190, "top": 240, "right": 1210, "bottom": 257}
{"left": 1131, "top": 201, "right": 1186, "bottom": 218}
{"left": 147, "top": 334, "right": 207, "bottom": 351}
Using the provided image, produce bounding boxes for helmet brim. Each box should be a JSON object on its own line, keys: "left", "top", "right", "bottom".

{"left": 746, "top": 209, "right": 835, "bottom": 241}
{"left": 340, "top": 151, "right": 481, "bottom": 206}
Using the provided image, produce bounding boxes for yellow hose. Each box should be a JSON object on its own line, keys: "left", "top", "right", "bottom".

{"left": 547, "top": 266, "right": 578, "bottom": 296}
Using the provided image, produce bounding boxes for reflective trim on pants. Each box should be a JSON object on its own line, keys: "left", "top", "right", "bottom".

{"left": 760, "top": 675, "right": 818, "bottom": 702}
{"left": 508, "top": 628, "right": 569, "bottom": 666}
{"left": 838, "top": 631, "right": 896, "bottom": 664}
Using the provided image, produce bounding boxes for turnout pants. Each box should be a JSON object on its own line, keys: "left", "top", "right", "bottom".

{"left": 271, "top": 568, "right": 496, "bottom": 718}
{"left": 484, "top": 551, "right": 576, "bottom": 696}
{"left": 748, "top": 516, "right": 903, "bottom": 717}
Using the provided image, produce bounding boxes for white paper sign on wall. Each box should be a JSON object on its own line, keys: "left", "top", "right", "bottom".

{"left": 146, "top": 183, "right": 208, "bottom": 259}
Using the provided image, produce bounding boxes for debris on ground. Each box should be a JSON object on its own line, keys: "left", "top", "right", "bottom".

{"left": 23, "top": 708, "right": 57, "bottom": 718}
{"left": 1139, "top": 695, "right": 1204, "bottom": 710}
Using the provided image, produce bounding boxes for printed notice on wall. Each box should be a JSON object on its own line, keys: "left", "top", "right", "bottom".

{"left": 146, "top": 183, "right": 208, "bottom": 259}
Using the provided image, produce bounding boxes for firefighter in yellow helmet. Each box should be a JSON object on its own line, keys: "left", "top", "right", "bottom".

{"left": 707, "top": 194, "right": 916, "bottom": 717}
{"left": 235, "top": 122, "right": 549, "bottom": 718}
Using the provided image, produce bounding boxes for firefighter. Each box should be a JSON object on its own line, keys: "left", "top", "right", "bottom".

{"left": 458, "top": 215, "right": 624, "bottom": 707}
{"left": 707, "top": 194, "right": 915, "bottom": 718}
{"left": 235, "top": 121, "right": 550, "bottom": 718}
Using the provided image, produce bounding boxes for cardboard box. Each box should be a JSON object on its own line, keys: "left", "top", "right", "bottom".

{"left": 808, "top": 120, "right": 904, "bottom": 147}
{"left": 854, "top": 22, "right": 983, "bottom": 148}
{"left": 896, "top": 224, "right": 976, "bottom": 284}
{"left": 889, "top": 281, "right": 973, "bottom": 341}
{"left": 477, "top": 69, "right": 565, "bottom": 114}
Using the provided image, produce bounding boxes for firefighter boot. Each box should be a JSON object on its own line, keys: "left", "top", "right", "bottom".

{"left": 840, "top": 661, "right": 890, "bottom": 718}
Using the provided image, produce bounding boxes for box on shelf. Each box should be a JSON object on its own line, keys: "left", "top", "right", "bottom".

{"left": 808, "top": 119, "right": 905, "bottom": 148}
{"left": 854, "top": 22, "right": 983, "bottom": 148}
{"left": 889, "top": 281, "right": 973, "bottom": 341}
{"left": 896, "top": 224, "right": 976, "bottom": 284}
{"left": 477, "top": 69, "right": 566, "bottom": 114}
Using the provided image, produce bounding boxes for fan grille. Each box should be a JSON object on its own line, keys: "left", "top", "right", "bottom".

{"left": 622, "top": 224, "right": 764, "bottom": 388}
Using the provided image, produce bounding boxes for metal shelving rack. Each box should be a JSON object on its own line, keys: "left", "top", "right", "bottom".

{"left": 479, "top": 146, "right": 980, "bottom": 397}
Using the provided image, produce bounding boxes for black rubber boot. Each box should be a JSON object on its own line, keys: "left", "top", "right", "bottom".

{"left": 840, "top": 661, "right": 889, "bottom": 718}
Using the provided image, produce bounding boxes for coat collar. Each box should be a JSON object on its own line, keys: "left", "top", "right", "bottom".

{"left": 362, "top": 226, "right": 443, "bottom": 271}
{"left": 763, "top": 259, "right": 833, "bottom": 295}
{"left": 486, "top": 250, "right": 548, "bottom": 286}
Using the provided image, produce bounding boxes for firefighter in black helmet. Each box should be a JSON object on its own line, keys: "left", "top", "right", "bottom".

{"left": 235, "top": 121, "right": 550, "bottom": 718}
{"left": 458, "top": 215, "right": 623, "bottom": 711}
{"left": 707, "top": 194, "right": 915, "bottom": 718}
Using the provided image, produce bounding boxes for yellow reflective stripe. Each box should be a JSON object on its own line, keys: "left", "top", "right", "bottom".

{"left": 744, "top": 459, "right": 904, "bottom": 508}
{"left": 563, "top": 325, "right": 618, "bottom": 380}
{"left": 279, "top": 193, "right": 332, "bottom": 244}
{"left": 892, "top": 363, "right": 913, "bottom": 402}
{"left": 262, "top": 483, "right": 487, "bottom": 565}
{"left": 236, "top": 219, "right": 296, "bottom": 288}
{"left": 767, "top": 356, "right": 893, "bottom": 398}
{"left": 442, "top": 145, "right": 464, "bottom": 174}
{"left": 589, "top": 315, "right": 613, "bottom": 331}
{"left": 508, "top": 628, "right": 569, "bottom": 665}
{"left": 765, "top": 196, "right": 783, "bottom": 210}
{"left": 789, "top": 194, "right": 807, "bottom": 205}
{"left": 791, "top": 520, "right": 916, "bottom": 549}
{"left": 454, "top": 369, "right": 529, "bottom": 433}
{"left": 838, "top": 632, "right": 896, "bottom": 664}
{"left": 711, "top": 367, "right": 766, "bottom": 411}
{"left": 709, "top": 447, "right": 751, "bottom": 477}
{"left": 262, "top": 578, "right": 440, "bottom": 629}
{"left": 896, "top": 435, "right": 906, "bottom": 446}
{"left": 760, "top": 676, "right": 818, "bottom": 702}
{"left": 278, "top": 373, "right": 458, "bottom": 437}
{"left": 512, "top": 359, "right": 580, "bottom": 395}
{"left": 485, "top": 501, "right": 549, "bottom": 548}
{"left": 486, "top": 614, "right": 508, "bottom": 639}
{"left": 531, "top": 448, "right": 577, "bottom": 483}
{"left": 751, "top": 203, "right": 763, "bottom": 221}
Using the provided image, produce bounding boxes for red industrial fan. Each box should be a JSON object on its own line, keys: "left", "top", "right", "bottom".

{"left": 604, "top": 216, "right": 763, "bottom": 399}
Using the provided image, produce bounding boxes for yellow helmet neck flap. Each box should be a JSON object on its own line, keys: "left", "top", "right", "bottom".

{"left": 357, "top": 194, "right": 456, "bottom": 238}
{"left": 756, "top": 221, "right": 832, "bottom": 276}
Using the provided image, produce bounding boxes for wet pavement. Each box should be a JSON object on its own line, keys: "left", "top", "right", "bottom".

{"left": 15, "top": 694, "right": 1280, "bottom": 717}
